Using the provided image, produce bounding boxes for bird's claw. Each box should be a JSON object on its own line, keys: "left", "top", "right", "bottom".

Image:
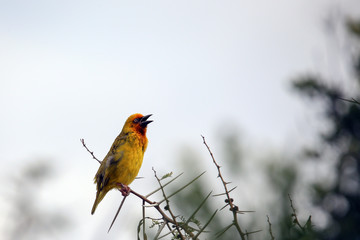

{"left": 117, "top": 183, "right": 131, "bottom": 196}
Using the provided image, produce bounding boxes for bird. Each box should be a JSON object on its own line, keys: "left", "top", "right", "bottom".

{"left": 91, "top": 113, "right": 153, "bottom": 215}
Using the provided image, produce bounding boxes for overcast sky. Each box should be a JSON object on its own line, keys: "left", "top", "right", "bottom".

{"left": 1, "top": 0, "right": 359, "bottom": 239}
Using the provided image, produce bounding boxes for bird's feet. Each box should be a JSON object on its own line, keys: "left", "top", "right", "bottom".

{"left": 117, "top": 183, "right": 131, "bottom": 196}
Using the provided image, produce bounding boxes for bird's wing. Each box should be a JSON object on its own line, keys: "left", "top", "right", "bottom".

{"left": 94, "top": 132, "right": 130, "bottom": 191}
{"left": 95, "top": 151, "right": 124, "bottom": 191}
{"left": 109, "top": 133, "right": 129, "bottom": 154}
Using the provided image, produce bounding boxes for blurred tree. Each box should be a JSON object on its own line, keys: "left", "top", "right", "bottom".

{"left": 292, "top": 19, "right": 360, "bottom": 240}
{"left": 5, "top": 161, "right": 70, "bottom": 240}
{"left": 266, "top": 161, "right": 317, "bottom": 240}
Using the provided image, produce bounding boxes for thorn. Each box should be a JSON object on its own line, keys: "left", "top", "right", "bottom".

{"left": 212, "top": 192, "right": 227, "bottom": 197}
{"left": 220, "top": 204, "right": 229, "bottom": 211}
{"left": 245, "top": 229, "right": 262, "bottom": 235}
{"left": 108, "top": 195, "right": 128, "bottom": 232}
{"left": 228, "top": 186, "right": 237, "bottom": 193}
{"left": 237, "top": 210, "right": 255, "bottom": 214}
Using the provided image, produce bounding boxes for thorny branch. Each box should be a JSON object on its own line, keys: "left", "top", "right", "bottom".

{"left": 82, "top": 138, "right": 195, "bottom": 239}
{"left": 201, "top": 135, "right": 247, "bottom": 240}
{"left": 108, "top": 187, "right": 188, "bottom": 236}
{"left": 133, "top": 188, "right": 198, "bottom": 238}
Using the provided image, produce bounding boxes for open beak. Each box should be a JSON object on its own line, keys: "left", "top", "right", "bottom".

{"left": 140, "top": 114, "right": 153, "bottom": 128}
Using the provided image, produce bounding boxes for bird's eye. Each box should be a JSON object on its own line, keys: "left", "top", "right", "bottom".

{"left": 133, "top": 118, "right": 140, "bottom": 123}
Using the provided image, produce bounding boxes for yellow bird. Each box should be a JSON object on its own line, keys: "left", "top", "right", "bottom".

{"left": 91, "top": 113, "right": 152, "bottom": 215}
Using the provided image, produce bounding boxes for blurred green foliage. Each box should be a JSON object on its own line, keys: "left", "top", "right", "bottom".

{"left": 292, "top": 18, "right": 360, "bottom": 240}
{"left": 167, "top": 17, "right": 360, "bottom": 240}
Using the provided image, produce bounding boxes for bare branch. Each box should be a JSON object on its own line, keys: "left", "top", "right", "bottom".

{"left": 80, "top": 138, "right": 101, "bottom": 164}
{"left": 288, "top": 194, "right": 305, "bottom": 231}
{"left": 267, "top": 215, "right": 275, "bottom": 240}
{"left": 338, "top": 97, "right": 360, "bottom": 104}
{"left": 142, "top": 199, "right": 146, "bottom": 240}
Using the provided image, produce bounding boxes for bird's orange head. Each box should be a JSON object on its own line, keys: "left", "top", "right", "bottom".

{"left": 123, "top": 113, "right": 153, "bottom": 136}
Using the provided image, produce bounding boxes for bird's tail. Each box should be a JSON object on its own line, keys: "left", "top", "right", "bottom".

{"left": 91, "top": 190, "right": 107, "bottom": 215}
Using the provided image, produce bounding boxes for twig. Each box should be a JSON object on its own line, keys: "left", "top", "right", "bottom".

{"left": 288, "top": 194, "right": 305, "bottom": 231}
{"left": 80, "top": 138, "right": 101, "bottom": 164}
{"left": 130, "top": 190, "right": 174, "bottom": 224}
{"left": 338, "top": 97, "right": 360, "bottom": 105}
{"left": 267, "top": 215, "right": 275, "bottom": 240}
{"left": 142, "top": 199, "right": 146, "bottom": 240}
{"left": 201, "top": 135, "right": 246, "bottom": 240}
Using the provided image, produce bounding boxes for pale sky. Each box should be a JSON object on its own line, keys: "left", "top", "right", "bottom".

{"left": 1, "top": 0, "right": 359, "bottom": 239}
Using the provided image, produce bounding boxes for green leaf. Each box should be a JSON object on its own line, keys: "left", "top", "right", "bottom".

{"left": 161, "top": 172, "right": 173, "bottom": 180}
